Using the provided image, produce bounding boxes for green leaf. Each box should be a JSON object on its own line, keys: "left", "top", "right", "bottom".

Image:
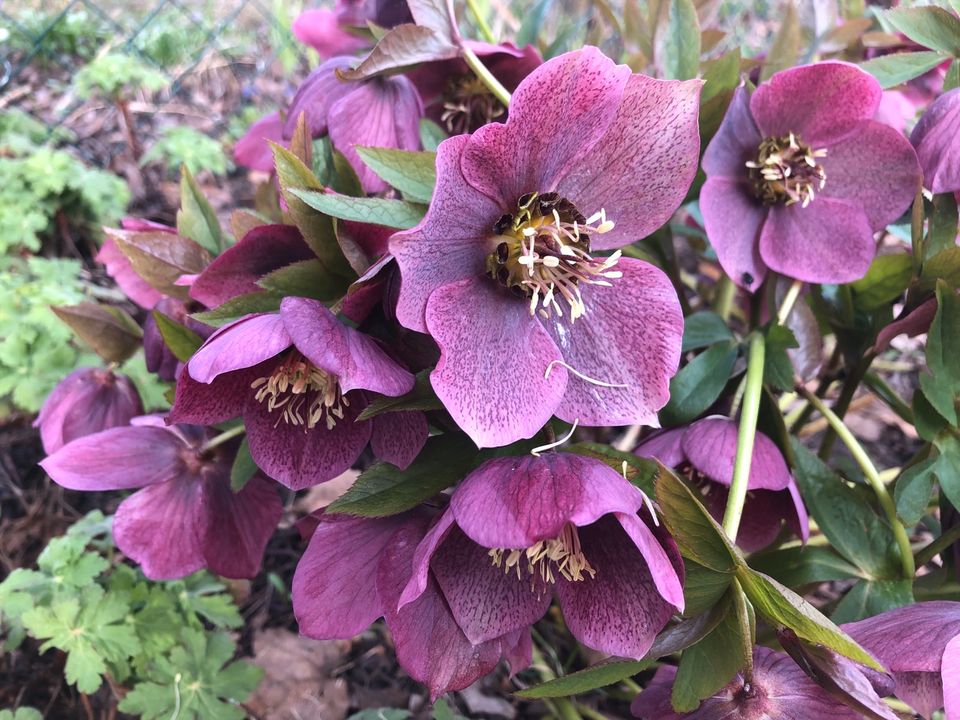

{"left": 257, "top": 259, "right": 347, "bottom": 301}
{"left": 895, "top": 457, "right": 938, "bottom": 525}
{"left": 654, "top": 465, "right": 741, "bottom": 572}
{"left": 750, "top": 546, "right": 863, "bottom": 587}
{"left": 106, "top": 228, "right": 211, "bottom": 301}
{"left": 565, "top": 442, "right": 660, "bottom": 494}
{"left": 0, "top": 709, "right": 43, "bottom": 720}
{"left": 860, "top": 51, "right": 951, "bottom": 89}
{"left": 656, "top": 0, "right": 700, "bottom": 80}
{"left": 946, "top": 58, "right": 960, "bottom": 91}
{"left": 356, "top": 370, "right": 443, "bottom": 420}
{"left": 290, "top": 189, "right": 427, "bottom": 230}
{"left": 883, "top": 6, "right": 960, "bottom": 56}
{"left": 355, "top": 147, "right": 437, "bottom": 203}
{"left": 192, "top": 292, "right": 281, "bottom": 327}
{"left": 933, "top": 433, "right": 960, "bottom": 510}
{"left": 919, "top": 281, "right": 960, "bottom": 425}
{"left": 761, "top": 2, "right": 799, "bottom": 81}
{"left": 682, "top": 561, "right": 733, "bottom": 618}
{"left": 763, "top": 323, "right": 799, "bottom": 392}
{"left": 327, "top": 434, "right": 476, "bottom": 517}
{"left": 230, "top": 437, "right": 257, "bottom": 493}
{"left": 419, "top": 119, "right": 448, "bottom": 152}
{"left": 699, "top": 49, "right": 741, "bottom": 144}
{"left": 152, "top": 310, "right": 203, "bottom": 362}
{"left": 928, "top": 192, "right": 959, "bottom": 260}
{"left": 660, "top": 342, "right": 737, "bottom": 426}
{"left": 735, "top": 567, "right": 882, "bottom": 670}
{"left": 850, "top": 254, "right": 914, "bottom": 311}
{"left": 348, "top": 711, "right": 412, "bottom": 720}
{"left": 791, "top": 441, "right": 900, "bottom": 580}
{"left": 177, "top": 166, "right": 223, "bottom": 255}
{"left": 831, "top": 578, "right": 914, "bottom": 624}
{"left": 681, "top": 311, "right": 734, "bottom": 352}
{"left": 52, "top": 303, "right": 142, "bottom": 364}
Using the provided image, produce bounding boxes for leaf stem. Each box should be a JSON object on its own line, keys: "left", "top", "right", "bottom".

{"left": 714, "top": 273, "right": 735, "bottom": 322}
{"left": 776, "top": 279, "right": 804, "bottom": 326}
{"left": 722, "top": 332, "right": 765, "bottom": 541}
{"left": 795, "top": 384, "right": 916, "bottom": 579}
{"left": 200, "top": 424, "right": 246, "bottom": 453}
{"left": 915, "top": 522, "right": 960, "bottom": 567}
{"left": 465, "top": 0, "right": 496, "bottom": 43}
{"left": 462, "top": 44, "right": 511, "bottom": 107}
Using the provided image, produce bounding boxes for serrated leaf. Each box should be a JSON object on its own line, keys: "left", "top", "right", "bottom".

{"left": 191, "top": 291, "right": 281, "bottom": 327}
{"left": 338, "top": 24, "right": 457, "bottom": 81}
{"left": 230, "top": 437, "right": 257, "bottom": 493}
{"left": 327, "top": 434, "right": 475, "bottom": 517}
{"left": 257, "top": 259, "right": 346, "bottom": 301}
{"left": 565, "top": 442, "right": 659, "bottom": 494}
{"left": 52, "top": 303, "right": 142, "bottom": 363}
{"left": 290, "top": 189, "right": 427, "bottom": 230}
{"left": 681, "top": 311, "right": 734, "bottom": 352}
{"left": 356, "top": 370, "right": 443, "bottom": 420}
{"left": 860, "top": 51, "right": 951, "bottom": 89}
{"left": 355, "top": 146, "right": 437, "bottom": 203}
{"left": 152, "top": 310, "right": 203, "bottom": 362}
{"left": 660, "top": 342, "right": 737, "bottom": 426}
{"left": 927, "top": 192, "right": 959, "bottom": 260}
{"left": 895, "top": 457, "right": 937, "bottom": 525}
{"left": 177, "top": 166, "right": 223, "bottom": 255}
{"left": 883, "top": 6, "right": 960, "bottom": 56}
{"left": 919, "top": 281, "right": 960, "bottom": 425}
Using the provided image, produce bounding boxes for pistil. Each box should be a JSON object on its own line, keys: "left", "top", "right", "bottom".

{"left": 250, "top": 352, "right": 348, "bottom": 430}
{"left": 746, "top": 132, "right": 827, "bottom": 207}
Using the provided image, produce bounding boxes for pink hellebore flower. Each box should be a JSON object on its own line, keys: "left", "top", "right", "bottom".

{"left": 391, "top": 48, "right": 701, "bottom": 447}
{"left": 170, "top": 297, "right": 427, "bottom": 489}
{"left": 635, "top": 416, "right": 809, "bottom": 552}
{"left": 284, "top": 57, "right": 423, "bottom": 194}
{"left": 844, "top": 601, "right": 960, "bottom": 719}
{"left": 631, "top": 647, "right": 884, "bottom": 720}
{"left": 701, "top": 61, "right": 921, "bottom": 290}
{"left": 293, "top": 509, "right": 530, "bottom": 699}
{"left": 35, "top": 368, "right": 143, "bottom": 454}
{"left": 293, "top": 0, "right": 412, "bottom": 59}
{"left": 41, "top": 419, "right": 281, "bottom": 580}
{"left": 399, "top": 452, "right": 685, "bottom": 659}
{"left": 911, "top": 87, "right": 960, "bottom": 194}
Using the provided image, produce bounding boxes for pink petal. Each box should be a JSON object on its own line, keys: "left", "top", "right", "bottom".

{"left": 292, "top": 9, "right": 369, "bottom": 58}
{"left": 281, "top": 297, "right": 414, "bottom": 396}
{"left": 399, "top": 509, "right": 456, "bottom": 609}
{"left": 201, "top": 473, "right": 281, "bottom": 578}
{"left": 759, "top": 198, "right": 875, "bottom": 285}
{"left": 820, "top": 120, "right": 921, "bottom": 231}
{"left": 556, "top": 74, "right": 702, "bottom": 251}
{"left": 544, "top": 258, "right": 682, "bottom": 428}
{"left": 503, "top": 629, "right": 533, "bottom": 676}
{"left": 284, "top": 58, "right": 357, "bottom": 138}
{"left": 41, "top": 426, "right": 185, "bottom": 491}
{"left": 370, "top": 411, "right": 429, "bottom": 469}
{"left": 911, "top": 87, "right": 960, "bottom": 194}
{"left": 873, "top": 90, "right": 916, "bottom": 135}
{"left": 707, "top": 485, "right": 799, "bottom": 552}
{"left": 874, "top": 297, "right": 939, "bottom": 352}
{"left": 786, "top": 480, "right": 811, "bottom": 544}
{"left": 700, "top": 177, "right": 768, "bottom": 291}
{"left": 843, "top": 602, "right": 960, "bottom": 673}
{"left": 703, "top": 84, "right": 762, "bottom": 178}
{"left": 425, "top": 277, "right": 568, "bottom": 448}
{"left": 633, "top": 427, "right": 687, "bottom": 467}
{"left": 893, "top": 671, "right": 945, "bottom": 719}
{"left": 233, "top": 111, "right": 285, "bottom": 173}
{"left": 461, "top": 47, "right": 631, "bottom": 207}
{"left": 389, "top": 134, "right": 499, "bottom": 333}
{"left": 187, "top": 313, "right": 291, "bottom": 383}
{"left": 943, "top": 634, "right": 960, "bottom": 720}
{"left": 750, "top": 61, "right": 882, "bottom": 146}
{"left": 682, "top": 416, "right": 793, "bottom": 490}
{"left": 327, "top": 76, "right": 423, "bottom": 194}
{"left": 96, "top": 237, "right": 164, "bottom": 309}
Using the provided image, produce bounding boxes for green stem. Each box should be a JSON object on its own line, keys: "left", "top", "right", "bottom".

{"left": 777, "top": 279, "right": 804, "bottom": 326}
{"left": 915, "top": 522, "right": 960, "bottom": 567}
{"left": 797, "top": 385, "right": 916, "bottom": 579}
{"left": 714, "top": 273, "right": 735, "bottom": 322}
{"left": 575, "top": 704, "right": 608, "bottom": 720}
{"left": 201, "top": 424, "right": 245, "bottom": 452}
{"left": 864, "top": 371, "right": 915, "bottom": 425}
{"left": 722, "top": 333, "right": 766, "bottom": 541}
{"left": 462, "top": 44, "right": 511, "bottom": 107}
{"left": 465, "top": 0, "right": 496, "bottom": 43}
{"left": 818, "top": 351, "right": 875, "bottom": 459}
{"left": 530, "top": 646, "right": 582, "bottom": 720}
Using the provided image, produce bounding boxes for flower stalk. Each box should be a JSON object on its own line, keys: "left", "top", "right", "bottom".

{"left": 465, "top": 0, "right": 496, "bottom": 44}
{"left": 200, "top": 424, "right": 246, "bottom": 453}
{"left": 462, "top": 44, "right": 512, "bottom": 107}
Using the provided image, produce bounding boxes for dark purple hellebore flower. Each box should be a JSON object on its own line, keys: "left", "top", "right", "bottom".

{"left": 292, "top": 509, "right": 530, "bottom": 699}
{"left": 234, "top": 111, "right": 284, "bottom": 173}
{"left": 390, "top": 47, "right": 701, "bottom": 447}
{"left": 399, "top": 452, "right": 684, "bottom": 659}
{"left": 911, "top": 87, "right": 960, "bottom": 194}
{"left": 35, "top": 368, "right": 143, "bottom": 454}
{"left": 283, "top": 57, "right": 423, "bottom": 194}
{"left": 701, "top": 61, "right": 921, "bottom": 291}
{"left": 635, "top": 416, "right": 809, "bottom": 552}
{"left": 170, "top": 297, "right": 427, "bottom": 490}
{"left": 844, "top": 601, "right": 960, "bottom": 719}
{"left": 41, "top": 419, "right": 281, "bottom": 580}
{"left": 631, "top": 647, "right": 881, "bottom": 719}
{"left": 293, "top": 0, "right": 412, "bottom": 59}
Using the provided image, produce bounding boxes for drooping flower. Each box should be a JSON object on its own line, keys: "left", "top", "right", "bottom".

{"left": 292, "top": 508, "right": 530, "bottom": 699}
{"left": 292, "top": 0, "right": 412, "bottom": 59}
{"left": 911, "top": 87, "right": 960, "bottom": 194}
{"left": 35, "top": 368, "right": 143, "bottom": 454}
{"left": 170, "top": 297, "right": 427, "bottom": 489}
{"left": 234, "top": 111, "right": 284, "bottom": 173}
{"left": 630, "top": 646, "right": 887, "bottom": 719}
{"left": 390, "top": 47, "right": 700, "bottom": 446}
{"left": 399, "top": 451, "right": 684, "bottom": 659}
{"left": 635, "top": 416, "right": 808, "bottom": 552}
{"left": 701, "top": 61, "right": 921, "bottom": 291}
{"left": 41, "top": 418, "right": 282, "bottom": 580}
{"left": 844, "top": 601, "right": 960, "bottom": 719}
{"left": 283, "top": 57, "right": 423, "bottom": 194}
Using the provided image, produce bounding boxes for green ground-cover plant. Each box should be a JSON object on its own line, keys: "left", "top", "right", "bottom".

{"left": 143, "top": 126, "right": 231, "bottom": 177}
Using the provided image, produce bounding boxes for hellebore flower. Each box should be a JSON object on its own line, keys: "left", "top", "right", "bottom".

{"left": 911, "top": 87, "right": 960, "bottom": 194}
{"left": 701, "top": 61, "right": 921, "bottom": 290}
{"left": 635, "top": 416, "right": 809, "bottom": 552}
{"left": 41, "top": 419, "right": 281, "bottom": 580}
{"left": 390, "top": 47, "right": 701, "bottom": 446}
{"left": 143, "top": 297, "right": 214, "bottom": 382}
{"left": 631, "top": 647, "right": 881, "bottom": 719}
{"left": 293, "top": 0, "right": 412, "bottom": 59}
{"left": 293, "top": 509, "right": 530, "bottom": 699}
{"left": 234, "top": 111, "right": 284, "bottom": 173}
{"left": 35, "top": 368, "right": 143, "bottom": 454}
{"left": 284, "top": 57, "right": 423, "bottom": 194}
{"left": 170, "top": 297, "right": 427, "bottom": 489}
{"left": 399, "top": 452, "right": 684, "bottom": 659}
{"left": 844, "top": 601, "right": 960, "bottom": 719}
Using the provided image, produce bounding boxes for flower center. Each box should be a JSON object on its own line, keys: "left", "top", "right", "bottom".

{"left": 250, "top": 351, "right": 348, "bottom": 430}
{"left": 486, "top": 191, "right": 619, "bottom": 322}
{"left": 441, "top": 75, "right": 504, "bottom": 135}
{"left": 746, "top": 133, "right": 827, "bottom": 207}
{"left": 488, "top": 523, "right": 596, "bottom": 584}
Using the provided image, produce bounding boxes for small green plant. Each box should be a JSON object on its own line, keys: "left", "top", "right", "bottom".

{"left": 142, "top": 126, "right": 232, "bottom": 177}
{"left": 0, "top": 709, "right": 42, "bottom": 720}
{"left": 1, "top": 9, "right": 108, "bottom": 62}
{"left": 73, "top": 52, "right": 167, "bottom": 101}
{"left": 0, "top": 512, "right": 262, "bottom": 719}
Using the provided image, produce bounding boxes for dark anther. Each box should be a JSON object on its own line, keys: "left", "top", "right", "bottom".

{"left": 493, "top": 214, "right": 513, "bottom": 235}
{"left": 496, "top": 242, "right": 510, "bottom": 263}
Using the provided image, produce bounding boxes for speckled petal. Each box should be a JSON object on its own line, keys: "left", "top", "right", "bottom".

{"left": 700, "top": 177, "right": 768, "bottom": 291}
{"left": 703, "top": 84, "right": 763, "bottom": 178}
{"left": 201, "top": 473, "right": 281, "bottom": 578}
{"left": 283, "top": 57, "right": 356, "bottom": 138}
{"left": 169, "top": 362, "right": 259, "bottom": 426}
{"left": 682, "top": 416, "right": 793, "bottom": 490}
{"left": 943, "top": 634, "right": 960, "bottom": 720}
{"left": 370, "top": 411, "right": 429, "bottom": 469}
{"left": 843, "top": 602, "right": 960, "bottom": 673}
{"left": 633, "top": 427, "right": 687, "bottom": 467}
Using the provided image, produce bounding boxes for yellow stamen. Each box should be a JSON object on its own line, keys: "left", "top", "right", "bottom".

{"left": 488, "top": 523, "right": 596, "bottom": 586}
{"left": 250, "top": 352, "right": 346, "bottom": 430}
